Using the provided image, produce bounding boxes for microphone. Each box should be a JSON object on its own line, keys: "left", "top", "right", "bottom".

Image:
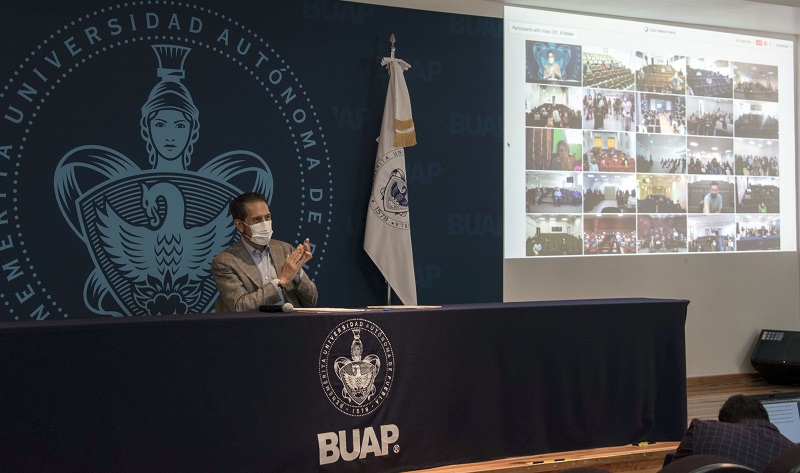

{"left": 259, "top": 302, "right": 294, "bottom": 313}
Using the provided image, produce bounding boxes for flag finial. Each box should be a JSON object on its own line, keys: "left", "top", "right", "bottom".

{"left": 390, "top": 33, "right": 396, "bottom": 58}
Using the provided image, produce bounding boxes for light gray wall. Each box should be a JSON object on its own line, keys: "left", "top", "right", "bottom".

{"left": 504, "top": 254, "right": 800, "bottom": 376}
{"left": 350, "top": 0, "right": 800, "bottom": 377}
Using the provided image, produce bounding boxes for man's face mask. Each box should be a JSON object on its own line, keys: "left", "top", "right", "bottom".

{"left": 243, "top": 220, "right": 273, "bottom": 246}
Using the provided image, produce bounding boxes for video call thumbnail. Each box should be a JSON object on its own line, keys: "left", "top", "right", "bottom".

{"left": 526, "top": 41, "right": 582, "bottom": 86}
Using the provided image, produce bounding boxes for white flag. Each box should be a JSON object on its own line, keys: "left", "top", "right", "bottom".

{"left": 364, "top": 57, "right": 417, "bottom": 305}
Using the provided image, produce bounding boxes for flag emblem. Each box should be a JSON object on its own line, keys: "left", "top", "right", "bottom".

{"left": 382, "top": 169, "right": 409, "bottom": 215}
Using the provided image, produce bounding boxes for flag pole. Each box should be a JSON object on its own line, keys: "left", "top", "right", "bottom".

{"left": 386, "top": 32, "right": 395, "bottom": 306}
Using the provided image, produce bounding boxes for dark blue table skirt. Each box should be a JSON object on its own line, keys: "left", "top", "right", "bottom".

{"left": 0, "top": 298, "right": 688, "bottom": 472}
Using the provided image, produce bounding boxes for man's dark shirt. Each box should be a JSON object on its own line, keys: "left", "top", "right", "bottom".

{"left": 672, "top": 419, "right": 796, "bottom": 472}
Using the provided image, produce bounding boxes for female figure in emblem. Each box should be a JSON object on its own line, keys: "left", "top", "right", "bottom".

{"left": 140, "top": 45, "right": 200, "bottom": 171}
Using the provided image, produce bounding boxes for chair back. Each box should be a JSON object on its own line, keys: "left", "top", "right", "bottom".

{"left": 659, "top": 455, "right": 757, "bottom": 473}
{"left": 764, "top": 446, "right": 800, "bottom": 473}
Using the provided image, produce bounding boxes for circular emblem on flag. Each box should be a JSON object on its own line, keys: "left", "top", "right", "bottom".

{"left": 319, "top": 318, "right": 395, "bottom": 416}
{"left": 368, "top": 149, "right": 411, "bottom": 230}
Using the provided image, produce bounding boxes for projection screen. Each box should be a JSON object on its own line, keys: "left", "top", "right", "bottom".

{"left": 504, "top": 6, "right": 796, "bottom": 259}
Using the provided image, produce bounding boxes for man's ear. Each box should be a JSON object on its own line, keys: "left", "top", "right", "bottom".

{"left": 234, "top": 219, "right": 245, "bottom": 233}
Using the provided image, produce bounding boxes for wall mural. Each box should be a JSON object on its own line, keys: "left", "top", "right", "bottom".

{"left": 0, "top": 0, "right": 503, "bottom": 320}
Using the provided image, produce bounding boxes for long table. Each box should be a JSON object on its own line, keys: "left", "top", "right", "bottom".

{"left": 0, "top": 298, "right": 688, "bottom": 472}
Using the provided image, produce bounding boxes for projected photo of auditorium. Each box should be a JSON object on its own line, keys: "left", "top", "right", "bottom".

{"left": 636, "top": 94, "right": 686, "bottom": 135}
{"left": 583, "top": 215, "right": 637, "bottom": 255}
{"left": 525, "top": 41, "right": 582, "bottom": 86}
{"left": 525, "top": 214, "right": 583, "bottom": 256}
{"left": 526, "top": 171, "right": 583, "bottom": 213}
{"left": 525, "top": 128, "right": 583, "bottom": 171}
{"left": 686, "top": 57, "right": 733, "bottom": 98}
{"left": 687, "top": 175, "right": 735, "bottom": 214}
{"left": 637, "top": 215, "right": 688, "bottom": 253}
{"left": 686, "top": 136, "right": 734, "bottom": 175}
{"left": 686, "top": 96, "right": 733, "bottom": 137}
{"left": 525, "top": 84, "right": 583, "bottom": 129}
{"left": 687, "top": 215, "right": 736, "bottom": 252}
{"left": 583, "top": 173, "right": 637, "bottom": 213}
{"left": 582, "top": 89, "right": 636, "bottom": 132}
{"left": 582, "top": 48, "right": 635, "bottom": 90}
{"left": 733, "top": 62, "right": 778, "bottom": 102}
{"left": 736, "top": 214, "right": 780, "bottom": 251}
{"left": 734, "top": 138, "right": 779, "bottom": 176}
{"left": 636, "top": 174, "right": 687, "bottom": 214}
{"left": 735, "top": 176, "right": 780, "bottom": 214}
{"left": 633, "top": 53, "right": 686, "bottom": 94}
{"left": 734, "top": 100, "right": 779, "bottom": 139}
{"left": 635, "top": 134, "right": 686, "bottom": 174}
{"left": 583, "top": 131, "right": 635, "bottom": 173}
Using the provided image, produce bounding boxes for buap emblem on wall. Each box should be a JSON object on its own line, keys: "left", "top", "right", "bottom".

{"left": 0, "top": 3, "right": 333, "bottom": 320}
{"left": 320, "top": 319, "right": 395, "bottom": 416}
{"left": 54, "top": 45, "right": 271, "bottom": 316}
